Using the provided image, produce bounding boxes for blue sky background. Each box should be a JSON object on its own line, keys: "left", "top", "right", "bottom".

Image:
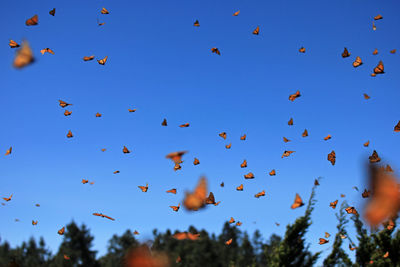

{"left": 1, "top": 0, "right": 399, "bottom": 263}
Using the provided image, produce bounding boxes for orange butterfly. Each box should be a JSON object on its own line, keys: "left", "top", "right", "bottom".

{"left": 283, "top": 137, "right": 290, "bottom": 143}
{"left": 9, "top": 40, "right": 20, "bottom": 48}
{"left": 32, "top": 220, "right": 38, "bottom": 225}
{"left": 363, "top": 140, "right": 370, "bottom": 147}
{"left": 113, "top": 170, "right": 120, "bottom": 174}
{"left": 83, "top": 56, "right": 95, "bottom": 61}
{"left": 299, "top": 47, "right": 306, "bottom": 53}
{"left": 289, "top": 91, "right": 301, "bottom": 101}
{"left": 232, "top": 10, "right": 240, "bottom": 16}
{"left": 173, "top": 232, "right": 200, "bottom": 240}
{"left": 353, "top": 56, "right": 362, "bottom": 67}
{"left": 291, "top": 193, "right": 304, "bottom": 209}
{"left": 138, "top": 183, "right": 148, "bottom": 192}
{"left": 252, "top": 26, "right": 260, "bottom": 35}
{"left": 325, "top": 232, "right": 330, "bottom": 238}
{"left": 282, "top": 150, "right": 295, "bottom": 158}
{"left": 220, "top": 182, "right": 224, "bottom": 187}
{"left": 25, "top": 15, "right": 38, "bottom": 26}
{"left": 394, "top": 121, "right": 400, "bottom": 132}
{"left": 374, "top": 14, "right": 383, "bottom": 20}
{"left": 166, "top": 151, "right": 187, "bottom": 165}
{"left": 385, "top": 219, "right": 395, "bottom": 230}
{"left": 269, "top": 169, "right": 276, "bottom": 176}
{"left": 95, "top": 113, "right": 102, "bottom": 117}
{"left": 324, "top": 134, "right": 332, "bottom": 141}
{"left": 58, "top": 227, "right": 65, "bottom": 235}
{"left": 211, "top": 47, "right": 221, "bottom": 55}
{"left": 97, "top": 56, "right": 108, "bottom": 65}
{"left": 49, "top": 8, "right": 56, "bottom": 16}
{"left": 183, "top": 177, "right": 207, "bottom": 211}
{"left": 205, "top": 192, "right": 216, "bottom": 205}
{"left": 236, "top": 221, "right": 242, "bottom": 226}
{"left": 330, "top": 200, "right": 338, "bottom": 209}
{"left": 64, "top": 110, "right": 72, "bottom": 116}
{"left": 229, "top": 217, "right": 235, "bottom": 224}
{"left": 101, "top": 148, "right": 106, "bottom": 152}
{"left": 385, "top": 164, "right": 393, "bottom": 172}
{"left": 170, "top": 204, "right": 180, "bottom": 212}
{"left": 174, "top": 164, "right": 182, "bottom": 171}
{"left": 2, "top": 194, "right": 12, "bottom": 202}
{"left": 240, "top": 134, "right": 246, "bottom": 140}
{"left": 101, "top": 7, "right": 109, "bottom": 14}
{"left": 236, "top": 184, "right": 243, "bottom": 191}
{"left": 166, "top": 188, "right": 177, "bottom": 194}
{"left": 345, "top": 206, "right": 358, "bottom": 215}
{"left": 13, "top": 41, "right": 34, "bottom": 69}
{"left": 161, "top": 118, "right": 167, "bottom": 126}
{"left": 219, "top": 132, "right": 227, "bottom": 139}
{"left": 123, "top": 146, "right": 130, "bottom": 154}
{"left": 373, "top": 61, "right": 384, "bottom": 74}
{"left": 349, "top": 244, "right": 357, "bottom": 251}
{"left": 372, "top": 21, "right": 377, "bottom": 31}
{"left": 124, "top": 244, "right": 170, "bottom": 267}
{"left": 128, "top": 108, "right": 137, "bottom": 112}
{"left": 254, "top": 190, "right": 265, "bottom": 198}
{"left": 390, "top": 49, "right": 396, "bottom": 54}
{"left": 319, "top": 238, "right": 329, "bottom": 245}
{"left": 180, "top": 123, "right": 190, "bottom": 127}
{"left": 82, "top": 179, "right": 88, "bottom": 184}
{"left": 193, "top": 20, "right": 200, "bottom": 27}
{"left": 225, "top": 239, "right": 233, "bottom": 245}
{"left": 40, "top": 48, "right": 54, "bottom": 55}
{"left": 363, "top": 93, "right": 370, "bottom": 100}
{"left": 369, "top": 150, "right": 381, "bottom": 163}
{"left": 372, "top": 48, "right": 378, "bottom": 55}
{"left": 302, "top": 129, "right": 308, "bottom": 137}
{"left": 64, "top": 255, "right": 70, "bottom": 260}
{"left": 5, "top": 147, "right": 12, "bottom": 156}
{"left": 288, "top": 118, "right": 294, "bottom": 125}
{"left": 176, "top": 256, "right": 182, "bottom": 263}
{"left": 314, "top": 179, "right": 320, "bottom": 186}
{"left": 327, "top": 151, "right": 336, "bottom": 165}
{"left": 89, "top": 181, "right": 94, "bottom": 185}
{"left": 340, "top": 194, "right": 346, "bottom": 198}
{"left": 383, "top": 252, "right": 389, "bottom": 258}
{"left": 133, "top": 230, "right": 139, "bottom": 235}
{"left": 241, "top": 159, "right": 247, "bottom": 168}
{"left": 66, "top": 130, "right": 73, "bottom": 138}
{"left": 342, "top": 47, "right": 350, "bottom": 58}
{"left": 214, "top": 201, "right": 221, "bottom": 206}
{"left": 362, "top": 189, "right": 371, "bottom": 198}
{"left": 59, "top": 100, "right": 72, "bottom": 108}
{"left": 244, "top": 172, "right": 254, "bottom": 179}
{"left": 93, "top": 212, "right": 115, "bottom": 221}
{"left": 225, "top": 143, "right": 232, "bottom": 149}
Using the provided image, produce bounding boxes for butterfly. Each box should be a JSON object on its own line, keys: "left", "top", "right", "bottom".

{"left": 373, "top": 48, "right": 378, "bottom": 55}
{"left": 97, "top": 18, "right": 105, "bottom": 26}
{"left": 345, "top": 206, "right": 358, "bottom": 215}
{"left": 353, "top": 56, "right": 362, "bottom": 67}
{"left": 66, "top": 130, "right": 73, "bottom": 138}
{"left": 283, "top": 137, "right": 290, "bottom": 143}
{"left": 233, "top": 10, "right": 240, "bottom": 16}
{"left": 220, "top": 182, "right": 224, "bottom": 187}
{"left": 211, "top": 47, "right": 221, "bottom": 55}
{"left": 327, "top": 151, "right": 336, "bottom": 165}
{"left": 390, "top": 49, "right": 396, "bottom": 54}
{"left": 394, "top": 121, "right": 400, "bottom": 132}
{"left": 5, "top": 147, "right": 12, "bottom": 156}
{"left": 362, "top": 189, "right": 371, "bottom": 198}
{"left": 166, "top": 188, "right": 177, "bottom": 194}
{"left": 225, "top": 143, "right": 232, "bottom": 149}
{"left": 363, "top": 140, "right": 370, "bottom": 147}
{"left": 123, "top": 146, "right": 131, "bottom": 154}
{"left": 183, "top": 177, "right": 207, "bottom": 211}
{"left": 241, "top": 159, "right": 247, "bottom": 168}
{"left": 101, "top": 7, "right": 109, "bottom": 14}
{"left": 9, "top": 40, "right": 20, "bottom": 48}
{"left": 94, "top": 113, "right": 102, "bottom": 118}
{"left": 275, "top": 222, "right": 280, "bottom": 226}
{"left": 25, "top": 15, "right": 38, "bottom": 26}
{"left": 302, "top": 129, "right": 308, "bottom": 137}
{"left": 342, "top": 47, "right": 350, "bottom": 58}
{"left": 236, "top": 221, "right": 242, "bottom": 226}
{"left": 282, "top": 150, "right": 295, "bottom": 158}
{"left": 385, "top": 219, "right": 395, "bottom": 230}
{"left": 133, "top": 230, "right": 139, "bottom": 235}
{"left": 252, "top": 26, "right": 260, "bottom": 35}
{"left": 244, "top": 172, "right": 254, "bottom": 179}
{"left": 372, "top": 21, "right": 377, "bottom": 31}
{"left": 236, "top": 184, "right": 243, "bottom": 191}
{"left": 324, "top": 134, "right": 332, "bottom": 141}
{"left": 90, "top": 181, "right": 94, "bottom": 185}
{"left": 192, "top": 157, "right": 200, "bottom": 165}
{"left": 176, "top": 256, "right": 182, "bottom": 263}
{"left": 364, "top": 165, "right": 400, "bottom": 226}
{"left": 383, "top": 252, "right": 389, "bottom": 258}
{"left": 353, "top": 186, "right": 359, "bottom": 191}
{"left": 59, "top": 100, "right": 72, "bottom": 108}
{"left": 2, "top": 194, "right": 12, "bottom": 202}
{"left": 330, "top": 200, "right": 338, "bottom": 209}
{"left": 138, "top": 183, "right": 148, "bottom": 192}
{"left": 374, "top": 14, "right": 383, "bottom": 20}
{"left": 314, "top": 179, "right": 320, "bottom": 186}
{"left": 340, "top": 194, "right": 346, "bottom": 198}
{"left": 225, "top": 239, "right": 233, "bottom": 245}
{"left": 229, "top": 217, "right": 235, "bottom": 224}
{"left": 113, "top": 171, "right": 120, "bottom": 174}
{"left": 83, "top": 56, "right": 95, "bottom": 61}
{"left": 385, "top": 164, "right": 394, "bottom": 172}
{"left": 35, "top": 204, "right": 40, "bottom": 207}
{"left": 319, "top": 238, "right": 329, "bottom": 245}
{"left": 173, "top": 232, "right": 200, "bottom": 240}
{"left": 64, "top": 110, "right": 72, "bottom": 116}
{"left": 193, "top": 20, "right": 200, "bottom": 27}
{"left": 82, "top": 179, "right": 89, "bottom": 184}
{"left": 161, "top": 118, "right": 167, "bottom": 126}
{"left": 93, "top": 212, "right": 115, "bottom": 221}
{"left": 325, "top": 232, "right": 330, "bottom": 238}
{"left": 180, "top": 123, "right": 190, "bottom": 127}
{"left": 166, "top": 151, "right": 187, "bottom": 166}
{"left": 291, "top": 193, "right": 304, "bottom": 209}
{"left": 32, "top": 220, "right": 38, "bottom": 225}
{"left": 49, "top": 8, "right": 56, "bottom": 16}
{"left": 40, "top": 48, "right": 54, "bottom": 55}
{"left": 97, "top": 56, "right": 108, "bottom": 65}
{"left": 373, "top": 61, "right": 384, "bottom": 74}
{"left": 64, "top": 255, "right": 70, "bottom": 260}
{"left": 205, "top": 192, "right": 216, "bottom": 205}
{"left": 174, "top": 164, "right": 182, "bottom": 171}
{"left": 349, "top": 244, "right": 357, "bottom": 251}
{"left": 170, "top": 204, "right": 180, "bottom": 212}
{"left": 369, "top": 150, "right": 381, "bottom": 163}
{"left": 240, "top": 134, "right": 246, "bottom": 140}
{"left": 269, "top": 169, "right": 276, "bottom": 176}
{"left": 128, "top": 109, "right": 137, "bottom": 112}
{"left": 254, "top": 190, "right": 265, "bottom": 198}
{"left": 219, "top": 132, "right": 227, "bottom": 139}
{"left": 13, "top": 41, "right": 34, "bottom": 69}
{"left": 288, "top": 118, "right": 294, "bottom": 125}
{"left": 58, "top": 227, "right": 65, "bottom": 235}
{"left": 363, "top": 93, "right": 370, "bottom": 100}
{"left": 299, "top": 47, "right": 306, "bottom": 53}
{"left": 289, "top": 91, "right": 301, "bottom": 101}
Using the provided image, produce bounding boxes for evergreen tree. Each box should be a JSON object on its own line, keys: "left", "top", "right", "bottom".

{"left": 237, "top": 232, "right": 256, "bottom": 267}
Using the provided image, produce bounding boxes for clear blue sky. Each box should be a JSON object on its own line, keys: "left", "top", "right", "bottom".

{"left": 1, "top": 0, "right": 399, "bottom": 263}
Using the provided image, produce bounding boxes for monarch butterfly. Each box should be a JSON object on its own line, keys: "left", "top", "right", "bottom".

{"left": 325, "top": 232, "right": 330, "bottom": 238}
{"left": 282, "top": 150, "right": 295, "bottom": 158}
{"left": 254, "top": 190, "right": 265, "bottom": 198}
{"left": 193, "top": 158, "right": 200, "bottom": 165}
{"left": 161, "top": 118, "right": 167, "bottom": 126}
{"left": 9, "top": 40, "right": 20, "bottom": 48}
{"left": 82, "top": 179, "right": 88, "bottom": 184}
{"left": 291, "top": 193, "right": 304, "bottom": 209}
{"left": 302, "top": 129, "right": 308, "bottom": 137}
{"left": 327, "top": 151, "right": 336, "bottom": 165}
{"left": 232, "top": 10, "right": 240, "bottom": 16}
{"left": 241, "top": 159, "right": 247, "bottom": 168}
{"left": 66, "top": 130, "right": 73, "bottom": 138}
{"left": 220, "top": 182, "right": 224, "bottom": 187}
{"left": 180, "top": 123, "right": 190, "bottom": 127}
{"left": 35, "top": 204, "right": 40, "bottom": 207}
{"left": 362, "top": 189, "right": 370, "bottom": 198}
{"left": 59, "top": 100, "right": 72, "bottom": 108}
{"left": 174, "top": 164, "right": 182, "bottom": 171}
{"left": 225, "top": 239, "right": 233, "bottom": 245}
{"left": 97, "top": 56, "right": 108, "bottom": 65}
{"left": 373, "top": 61, "right": 384, "bottom": 74}
{"left": 363, "top": 93, "right": 370, "bottom": 99}
{"left": 215, "top": 201, "right": 221, "bottom": 206}
{"left": 299, "top": 47, "right": 306, "bottom": 53}
{"left": 64, "top": 110, "right": 72, "bottom": 116}
{"left": 288, "top": 118, "right": 294, "bottom": 125}
{"left": 166, "top": 188, "right": 177, "bottom": 194}
{"left": 166, "top": 151, "right": 187, "bottom": 165}
{"left": 372, "top": 21, "right": 376, "bottom": 31}
{"left": 229, "top": 217, "right": 235, "bottom": 223}
{"left": 95, "top": 113, "right": 102, "bottom": 117}
{"left": 363, "top": 140, "right": 370, "bottom": 147}
{"left": 340, "top": 194, "right": 346, "bottom": 198}
{"left": 205, "top": 192, "right": 216, "bottom": 205}
{"left": 49, "top": 8, "right": 56, "bottom": 16}
{"left": 236, "top": 184, "right": 243, "bottom": 191}
{"left": 324, "top": 134, "right": 332, "bottom": 141}
{"left": 123, "top": 146, "right": 130, "bottom": 153}
{"left": 289, "top": 90, "right": 301, "bottom": 101}
{"left": 128, "top": 108, "right": 137, "bottom": 112}
{"left": 349, "top": 244, "right": 357, "bottom": 251}
{"left": 32, "top": 220, "right": 38, "bottom": 225}
{"left": 97, "top": 18, "right": 105, "bottom": 26}
{"left": 352, "top": 56, "right": 362, "bottom": 67}
{"left": 383, "top": 252, "right": 389, "bottom": 258}
{"left": 169, "top": 204, "right": 180, "bottom": 212}
{"left": 240, "top": 134, "right": 246, "bottom": 140}
{"left": 385, "top": 164, "right": 393, "bottom": 172}
{"left": 374, "top": 14, "right": 383, "bottom": 20}
{"left": 211, "top": 47, "right": 221, "bottom": 55}
{"left": 314, "top": 179, "right": 320, "bottom": 186}
{"left": 269, "top": 169, "right": 276, "bottom": 176}
{"left": 58, "top": 227, "right": 65, "bottom": 235}
{"left": 40, "top": 48, "right": 54, "bottom": 55}
{"left": 193, "top": 20, "right": 200, "bottom": 27}
{"left": 183, "top": 177, "right": 207, "bottom": 211}
{"left": 236, "top": 221, "right": 242, "bottom": 226}
{"left": 113, "top": 170, "right": 120, "bottom": 174}
{"left": 369, "top": 150, "right": 381, "bottom": 163}
{"left": 345, "top": 206, "right": 358, "bottom": 215}
{"left": 83, "top": 56, "right": 95, "bottom": 61}
{"left": 283, "top": 137, "right": 290, "bottom": 143}
{"left": 330, "top": 200, "right": 338, "bottom": 209}
{"left": 93, "top": 213, "right": 115, "bottom": 221}
{"left": 5, "top": 147, "right": 12, "bottom": 156}
{"left": 173, "top": 232, "right": 200, "bottom": 240}
{"left": 101, "top": 7, "right": 109, "bottom": 14}
{"left": 373, "top": 48, "right": 378, "bottom": 55}
{"left": 138, "top": 183, "right": 148, "bottom": 192}
{"left": 176, "top": 256, "right": 182, "bottom": 263}
{"left": 64, "top": 255, "right": 70, "bottom": 260}
{"left": 342, "top": 47, "right": 350, "bottom": 58}
{"left": 319, "top": 238, "right": 329, "bottom": 245}
{"left": 244, "top": 172, "right": 254, "bottom": 179}
{"left": 390, "top": 49, "right": 396, "bottom": 54}
{"left": 252, "top": 26, "right": 260, "bottom": 35}
{"left": 386, "top": 219, "right": 395, "bottom": 230}
{"left": 133, "top": 230, "right": 139, "bottom": 235}
{"left": 25, "top": 15, "right": 38, "bottom": 26}
{"left": 219, "top": 132, "right": 227, "bottom": 139}
{"left": 2, "top": 194, "right": 12, "bottom": 202}
{"left": 13, "top": 41, "right": 34, "bottom": 69}
{"left": 89, "top": 181, "right": 95, "bottom": 185}
{"left": 225, "top": 143, "right": 232, "bottom": 149}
